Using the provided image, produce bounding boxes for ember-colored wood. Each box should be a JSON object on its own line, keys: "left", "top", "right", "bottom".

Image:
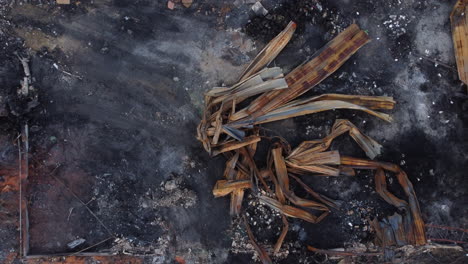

{"left": 451, "top": 0, "right": 468, "bottom": 86}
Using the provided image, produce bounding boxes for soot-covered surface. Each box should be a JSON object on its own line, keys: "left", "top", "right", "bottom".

{"left": 0, "top": 0, "right": 467, "bottom": 263}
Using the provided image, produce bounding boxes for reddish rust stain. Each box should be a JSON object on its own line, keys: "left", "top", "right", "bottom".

{"left": 0, "top": 174, "right": 18, "bottom": 192}
{"left": 0, "top": 165, "right": 19, "bottom": 193}
{"left": 3, "top": 253, "right": 18, "bottom": 264}
{"left": 175, "top": 256, "right": 186, "bottom": 264}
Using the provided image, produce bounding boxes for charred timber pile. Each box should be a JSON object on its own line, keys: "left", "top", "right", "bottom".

{"left": 197, "top": 22, "right": 427, "bottom": 262}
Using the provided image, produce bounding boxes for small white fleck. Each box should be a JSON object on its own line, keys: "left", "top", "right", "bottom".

{"left": 356, "top": 12, "right": 360, "bottom": 15}
{"left": 348, "top": 222, "right": 353, "bottom": 227}
{"left": 425, "top": 49, "right": 430, "bottom": 55}
{"left": 432, "top": 101, "right": 435, "bottom": 105}
{"left": 376, "top": 37, "right": 380, "bottom": 40}
{"left": 173, "top": 77, "right": 180, "bottom": 82}
{"left": 437, "top": 73, "right": 442, "bottom": 77}
{"left": 450, "top": 100, "right": 454, "bottom": 104}
{"left": 417, "top": 178, "right": 421, "bottom": 181}
{"left": 53, "top": 63, "right": 59, "bottom": 69}
{"left": 439, "top": 111, "right": 443, "bottom": 114}
{"left": 395, "top": 58, "right": 398, "bottom": 61}
{"left": 363, "top": 120, "right": 366, "bottom": 124}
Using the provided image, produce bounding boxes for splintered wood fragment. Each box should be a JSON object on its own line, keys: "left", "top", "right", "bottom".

{"left": 395, "top": 170, "right": 426, "bottom": 245}
{"left": 207, "top": 67, "right": 282, "bottom": 97}
{"left": 231, "top": 24, "right": 371, "bottom": 121}
{"left": 451, "top": 0, "right": 468, "bottom": 85}
{"left": 272, "top": 146, "right": 329, "bottom": 210}
{"left": 239, "top": 21, "right": 296, "bottom": 82}
{"left": 230, "top": 187, "right": 245, "bottom": 215}
{"left": 243, "top": 215, "right": 273, "bottom": 264}
{"left": 259, "top": 196, "right": 328, "bottom": 223}
{"left": 274, "top": 215, "right": 289, "bottom": 254}
{"left": 270, "top": 168, "right": 286, "bottom": 204}
{"left": 286, "top": 161, "right": 341, "bottom": 176}
{"left": 347, "top": 127, "right": 382, "bottom": 160}
{"left": 340, "top": 156, "right": 399, "bottom": 171}
{"left": 212, "top": 136, "right": 261, "bottom": 156}
{"left": 222, "top": 126, "right": 245, "bottom": 141}
{"left": 285, "top": 192, "right": 329, "bottom": 211}
{"left": 371, "top": 212, "right": 411, "bottom": 247}
{"left": 212, "top": 179, "right": 252, "bottom": 197}
{"left": 307, "top": 246, "right": 383, "bottom": 256}
{"left": 288, "top": 119, "right": 357, "bottom": 157}
{"left": 339, "top": 166, "right": 356, "bottom": 176}
{"left": 287, "top": 150, "right": 340, "bottom": 166}
{"left": 388, "top": 213, "right": 407, "bottom": 246}
{"left": 341, "top": 156, "right": 426, "bottom": 245}
{"left": 282, "top": 93, "right": 396, "bottom": 110}
{"left": 375, "top": 168, "right": 409, "bottom": 209}
{"left": 197, "top": 104, "right": 212, "bottom": 153}
{"left": 211, "top": 103, "right": 224, "bottom": 145}
{"left": 57, "top": 0, "right": 71, "bottom": 4}
{"left": 242, "top": 149, "right": 273, "bottom": 194}
{"left": 230, "top": 140, "right": 258, "bottom": 215}
{"left": 268, "top": 170, "right": 286, "bottom": 204}
{"left": 229, "top": 100, "right": 392, "bottom": 129}
{"left": 272, "top": 146, "right": 290, "bottom": 192}
{"left": 288, "top": 119, "right": 382, "bottom": 160}
{"left": 212, "top": 78, "right": 288, "bottom": 105}
{"left": 223, "top": 151, "right": 239, "bottom": 180}
{"left": 289, "top": 174, "right": 339, "bottom": 209}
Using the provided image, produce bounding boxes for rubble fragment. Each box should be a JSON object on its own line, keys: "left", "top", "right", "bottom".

{"left": 67, "top": 238, "right": 86, "bottom": 249}
{"left": 168, "top": 1, "right": 175, "bottom": 10}
{"left": 182, "top": 0, "right": 193, "bottom": 8}
{"left": 251, "top": 2, "right": 268, "bottom": 16}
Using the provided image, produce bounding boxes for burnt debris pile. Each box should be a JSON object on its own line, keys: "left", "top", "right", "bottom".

{"left": 197, "top": 22, "right": 427, "bottom": 262}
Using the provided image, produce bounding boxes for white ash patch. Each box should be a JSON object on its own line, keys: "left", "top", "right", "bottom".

{"left": 141, "top": 176, "right": 197, "bottom": 209}
{"left": 110, "top": 225, "right": 171, "bottom": 257}
{"left": 369, "top": 66, "right": 454, "bottom": 141}
{"left": 382, "top": 14, "right": 411, "bottom": 37}
{"left": 305, "top": 125, "right": 326, "bottom": 137}
{"left": 414, "top": 4, "right": 454, "bottom": 64}
{"left": 157, "top": 146, "right": 187, "bottom": 175}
